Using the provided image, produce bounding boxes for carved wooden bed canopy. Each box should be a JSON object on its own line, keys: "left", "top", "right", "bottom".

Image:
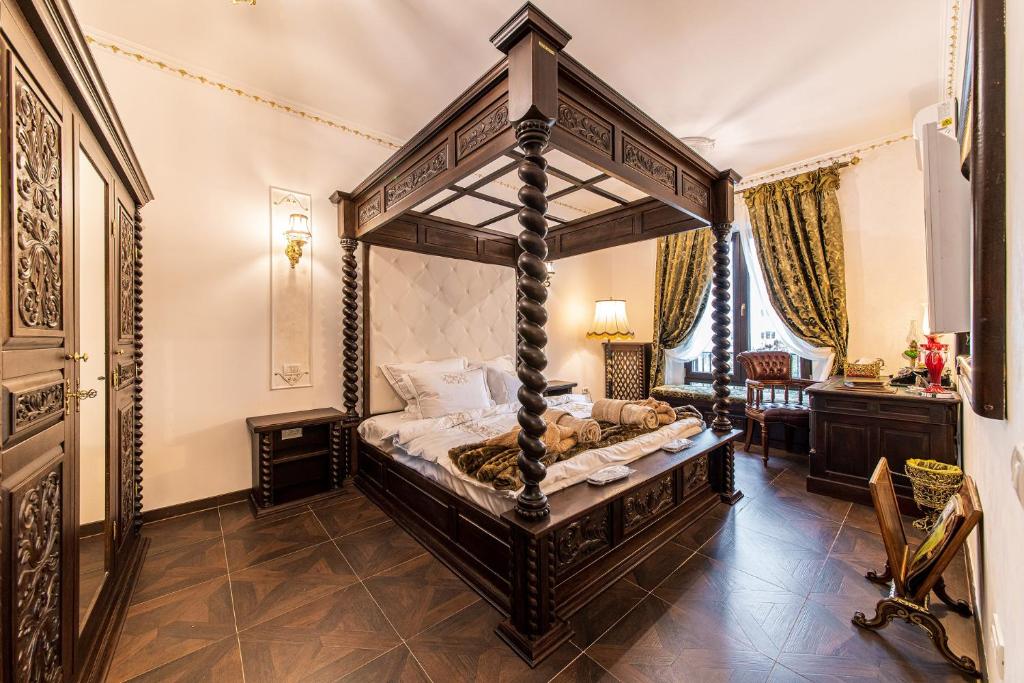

{"left": 330, "top": 3, "right": 744, "bottom": 665}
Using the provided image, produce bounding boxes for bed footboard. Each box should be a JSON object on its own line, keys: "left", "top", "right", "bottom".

{"left": 354, "top": 428, "right": 743, "bottom": 667}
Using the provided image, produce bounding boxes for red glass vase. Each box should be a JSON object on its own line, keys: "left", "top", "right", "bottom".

{"left": 921, "top": 333, "right": 948, "bottom": 394}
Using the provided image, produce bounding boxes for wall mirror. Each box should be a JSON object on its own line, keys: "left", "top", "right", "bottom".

{"left": 76, "top": 145, "right": 110, "bottom": 630}
{"left": 270, "top": 187, "right": 313, "bottom": 389}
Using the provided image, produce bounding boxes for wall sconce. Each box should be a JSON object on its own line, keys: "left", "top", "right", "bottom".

{"left": 586, "top": 299, "right": 635, "bottom": 340}
{"left": 284, "top": 212, "right": 311, "bottom": 269}
{"left": 544, "top": 261, "right": 556, "bottom": 287}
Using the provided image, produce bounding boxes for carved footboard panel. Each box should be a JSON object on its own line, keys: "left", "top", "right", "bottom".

{"left": 354, "top": 427, "right": 742, "bottom": 667}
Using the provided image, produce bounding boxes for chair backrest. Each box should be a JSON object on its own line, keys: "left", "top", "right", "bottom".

{"left": 737, "top": 351, "right": 793, "bottom": 382}
{"left": 868, "top": 458, "right": 910, "bottom": 595}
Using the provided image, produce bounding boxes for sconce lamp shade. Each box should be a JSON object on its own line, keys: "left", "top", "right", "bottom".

{"left": 586, "top": 299, "right": 634, "bottom": 340}
{"left": 284, "top": 213, "right": 311, "bottom": 269}
{"left": 285, "top": 213, "right": 311, "bottom": 241}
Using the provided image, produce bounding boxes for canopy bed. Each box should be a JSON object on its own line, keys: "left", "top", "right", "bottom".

{"left": 330, "top": 3, "right": 744, "bottom": 666}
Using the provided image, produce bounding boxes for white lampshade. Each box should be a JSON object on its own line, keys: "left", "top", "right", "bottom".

{"left": 586, "top": 299, "right": 634, "bottom": 340}
{"left": 285, "top": 213, "right": 311, "bottom": 241}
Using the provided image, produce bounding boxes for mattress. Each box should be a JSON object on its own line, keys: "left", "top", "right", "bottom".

{"left": 359, "top": 396, "right": 705, "bottom": 517}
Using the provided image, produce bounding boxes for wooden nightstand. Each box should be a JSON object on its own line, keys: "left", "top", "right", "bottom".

{"left": 247, "top": 408, "right": 350, "bottom": 517}
{"left": 543, "top": 380, "right": 578, "bottom": 397}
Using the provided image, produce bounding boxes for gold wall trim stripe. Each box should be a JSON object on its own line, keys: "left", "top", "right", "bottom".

{"left": 85, "top": 35, "right": 402, "bottom": 151}
{"left": 945, "top": 0, "right": 962, "bottom": 101}
{"left": 736, "top": 133, "right": 913, "bottom": 192}
{"left": 87, "top": 34, "right": 587, "bottom": 215}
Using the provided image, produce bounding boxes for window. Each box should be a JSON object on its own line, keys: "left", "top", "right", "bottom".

{"left": 685, "top": 232, "right": 811, "bottom": 385}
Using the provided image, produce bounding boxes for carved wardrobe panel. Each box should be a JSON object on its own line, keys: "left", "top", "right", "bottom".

{"left": 0, "top": 1, "right": 152, "bottom": 681}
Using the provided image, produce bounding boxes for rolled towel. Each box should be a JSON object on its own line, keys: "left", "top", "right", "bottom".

{"left": 621, "top": 403, "right": 659, "bottom": 429}
{"left": 590, "top": 398, "right": 630, "bottom": 423}
{"left": 591, "top": 398, "right": 660, "bottom": 429}
{"left": 484, "top": 421, "right": 575, "bottom": 452}
{"left": 635, "top": 397, "right": 677, "bottom": 425}
{"left": 543, "top": 408, "right": 601, "bottom": 444}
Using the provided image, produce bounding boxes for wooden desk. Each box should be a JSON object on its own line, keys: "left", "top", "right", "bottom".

{"left": 807, "top": 378, "right": 960, "bottom": 514}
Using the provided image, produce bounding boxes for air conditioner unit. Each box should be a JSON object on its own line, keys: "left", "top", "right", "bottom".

{"left": 913, "top": 103, "right": 971, "bottom": 334}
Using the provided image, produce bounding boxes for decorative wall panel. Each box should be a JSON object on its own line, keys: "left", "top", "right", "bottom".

{"left": 622, "top": 135, "right": 676, "bottom": 191}
{"left": 557, "top": 97, "right": 612, "bottom": 156}
{"left": 12, "top": 69, "right": 63, "bottom": 336}
{"left": 118, "top": 404, "right": 134, "bottom": 543}
{"left": 457, "top": 100, "right": 509, "bottom": 160}
{"left": 623, "top": 475, "right": 673, "bottom": 533}
{"left": 11, "top": 455, "right": 63, "bottom": 683}
{"left": 270, "top": 188, "right": 313, "bottom": 389}
{"left": 384, "top": 144, "right": 448, "bottom": 209}
{"left": 117, "top": 202, "right": 135, "bottom": 342}
{"left": 553, "top": 507, "right": 610, "bottom": 573}
{"left": 5, "top": 371, "right": 65, "bottom": 441}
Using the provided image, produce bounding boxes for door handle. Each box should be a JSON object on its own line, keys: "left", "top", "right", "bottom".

{"left": 65, "top": 352, "right": 89, "bottom": 362}
{"left": 64, "top": 379, "right": 98, "bottom": 414}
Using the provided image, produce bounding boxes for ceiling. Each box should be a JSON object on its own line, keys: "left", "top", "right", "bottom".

{"left": 71, "top": 0, "right": 947, "bottom": 180}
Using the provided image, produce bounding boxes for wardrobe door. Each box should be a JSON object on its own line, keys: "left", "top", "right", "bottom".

{"left": 1, "top": 43, "right": 75, "bottom": 682}
{"left": 74, "top": 139, "right": 111, "bottom": 637}
{"left": 111, "top": 197, "right": 136, "bottom": 551}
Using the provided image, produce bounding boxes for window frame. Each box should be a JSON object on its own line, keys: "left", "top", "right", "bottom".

{"left": 685, "top": 231, "right": 812, "bottom": 385}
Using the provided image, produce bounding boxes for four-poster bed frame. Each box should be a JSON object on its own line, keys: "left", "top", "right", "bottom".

{"left": 330, "top": 3, "right": 744, "bottom": 666}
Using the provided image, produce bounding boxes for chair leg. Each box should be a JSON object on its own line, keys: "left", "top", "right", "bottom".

{"left": 743, "top": 417, "right": 754, "bottom": 452}
{"left": 761, "top": 421, "right": 770, "bottom": 466}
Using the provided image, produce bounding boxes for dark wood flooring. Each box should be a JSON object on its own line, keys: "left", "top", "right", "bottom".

{"left": 106, "top": 449, "right": 981, "bottom": 682}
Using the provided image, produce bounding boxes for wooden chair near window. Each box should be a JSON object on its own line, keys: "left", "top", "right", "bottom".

{"left": 737, "top": 351, "right": 813, "bottom": 465}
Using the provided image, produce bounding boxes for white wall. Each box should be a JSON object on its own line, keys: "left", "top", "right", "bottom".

{"left": 960, "top": 4, "right": 1024, "bottom": 680}
{"left": 546, "top": 241, "right": 657, "bottom": 398}
{"left": 839, "top": 139, "right": 930, "bottom": 369}
{"left": 90, "top": 50, "right": 389, "bottom": 510}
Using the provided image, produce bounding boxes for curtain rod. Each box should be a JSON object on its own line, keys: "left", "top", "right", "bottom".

{"left": 735, "top": 133, "right": 913, "bottom": 193}
{"left": 736, "top": 156, "right": 860, "bottom": 195}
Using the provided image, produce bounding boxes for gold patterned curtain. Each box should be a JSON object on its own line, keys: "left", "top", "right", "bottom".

{"left": 651, "top": 228, "right": 714, "bottom": 387}
{"left": 743, "top": 164, "right": 849, "bottom": 372}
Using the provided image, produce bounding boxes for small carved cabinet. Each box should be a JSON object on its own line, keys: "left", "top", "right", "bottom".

{"left": 247, "top": 408, "right": 350, "bottom": 516}
{"left": 807, "top": 378, "right": 961, "bottom": 514}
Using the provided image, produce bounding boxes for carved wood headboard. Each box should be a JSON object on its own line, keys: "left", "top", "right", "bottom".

{"left": 365, "top": 246, "right": 515, "bottom": 415}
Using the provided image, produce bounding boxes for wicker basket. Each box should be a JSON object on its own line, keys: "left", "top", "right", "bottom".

{"left": 905, "top": 458, "right": 963, "bottom": 530}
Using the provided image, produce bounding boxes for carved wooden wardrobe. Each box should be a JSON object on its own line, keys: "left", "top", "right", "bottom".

{"left": 0, "top": 0, "right": 151, "bottom": 680}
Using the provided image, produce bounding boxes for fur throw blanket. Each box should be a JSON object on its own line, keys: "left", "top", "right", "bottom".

{"left": 449, "top": 421, "right": 659, "bottom": 491}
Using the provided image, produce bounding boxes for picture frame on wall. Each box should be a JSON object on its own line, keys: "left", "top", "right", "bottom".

{"left": 956, "top": 2, "right": 974, "bottom": 179}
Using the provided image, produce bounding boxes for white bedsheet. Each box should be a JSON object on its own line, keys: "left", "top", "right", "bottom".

{"left": 358, "top": 395, "right": 705, "bottom": 516}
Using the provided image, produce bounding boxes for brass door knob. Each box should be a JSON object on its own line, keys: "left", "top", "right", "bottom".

{"left": 65, "top": 352, "right": 89, "bottom": 362}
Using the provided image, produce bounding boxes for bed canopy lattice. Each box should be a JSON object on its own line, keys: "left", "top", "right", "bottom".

{"left": 330, "top": 3, "right": 744, "bottom": 665}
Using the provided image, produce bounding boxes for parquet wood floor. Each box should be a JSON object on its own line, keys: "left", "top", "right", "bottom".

{"left": 107, "top": 450, "right": 981, "bottom": 682}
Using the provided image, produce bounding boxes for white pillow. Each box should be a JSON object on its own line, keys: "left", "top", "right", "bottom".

{"left": 380, "top": 357, "right": 467, "bottom": 407}
{"left": 405, "top": 367, "right": 493, "bottom": 419}
{"left": 471, "top": 355, "right": 517, "bottom": 403}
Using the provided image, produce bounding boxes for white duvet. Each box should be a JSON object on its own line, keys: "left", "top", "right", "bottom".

{"left": 358, "top": 394, "right": 705, "bottom": 515}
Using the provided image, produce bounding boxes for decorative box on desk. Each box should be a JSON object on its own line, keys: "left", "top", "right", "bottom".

{"left": 807, "top": 378, "right": 960, "bottom": 514}
{"left": 247, "top": 408, "right": 350, "bottom": 517}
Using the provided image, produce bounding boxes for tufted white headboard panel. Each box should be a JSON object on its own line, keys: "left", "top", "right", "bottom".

{"left": 367, "top": 246, "right": 516, "bottom": 415}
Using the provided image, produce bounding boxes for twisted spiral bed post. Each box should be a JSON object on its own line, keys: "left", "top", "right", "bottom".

{"left": 514, "top": 118, "right": 553, "bottom": 521}
{"left": 340, "top": 237, "right": 360, "bottom": 417}
{"left": 710, "top": 222, "right": 733, "bottom": 433}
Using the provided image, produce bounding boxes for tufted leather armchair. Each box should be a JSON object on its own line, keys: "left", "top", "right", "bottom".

{"left": 736, "top": 351, "right": 814, "bottom": 466}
